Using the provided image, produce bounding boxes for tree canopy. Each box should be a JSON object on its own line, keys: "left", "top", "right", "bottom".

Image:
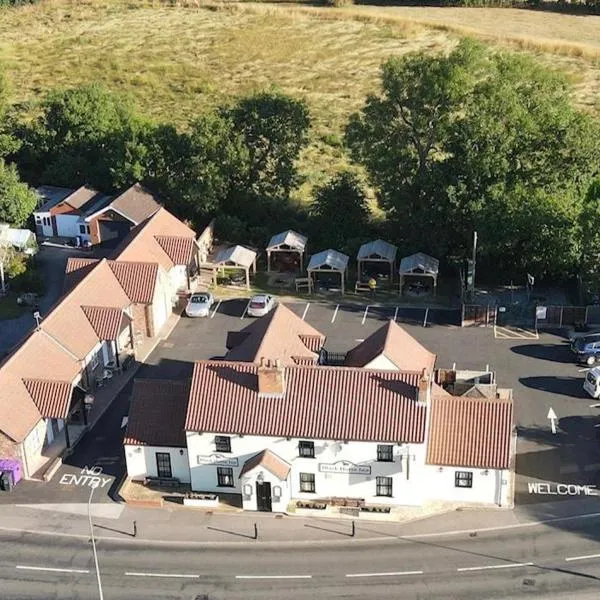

{"left": 0, "top": 159, "right": 38, "bottom": 227}
{"left": 346, "top": 39, "right": 600, "bottom": 280}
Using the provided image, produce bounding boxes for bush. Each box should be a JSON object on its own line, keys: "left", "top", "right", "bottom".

{"left": 11, "top": 259, "right": 45, "bottom": 295}
{"left": 323, "top": 0, "right": 354, "bottom": 6}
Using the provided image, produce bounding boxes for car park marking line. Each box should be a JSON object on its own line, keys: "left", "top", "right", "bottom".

{"left": 362, "top": 305, "right": 370, "bottom": 325}
{"left": 301, "top": 302, "right": 310, "bottom": 321}
{"left": 331, "top": 304, "right": 339, "bottom": 323}
{"left": 210, "top": 300, "right": 221, "bottom": 319}
{"left": 235, "top": 575, "right": 312, "bottom": 580}
{"left": 579, "top": 368, "right": 591, "bottom": 373}
{"left": 457, "top": 562, "right": 533, "bottom": 572}
{"left": 125, "top": 572, "right": 200, "bottom": 578}
{"left": 16, "top": 565, "right": 90, "bottom": 574}
{"left": 241, "top": 301, "right": 250, "bottom": 320}
{"left": 346, "top": 570, "right": 423, "bottom": 578}
{"left": 494, "top": 326, "right": 538, "bottom": 340}
{"left": 393, "top": 306, "right": 398, "bottom": 322}
{"left": 565, "top": 553, "right": 600, "bottom": 562}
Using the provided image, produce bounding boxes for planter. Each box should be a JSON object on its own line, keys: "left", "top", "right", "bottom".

{"left": 360, "top": 506, "right": 391, "bottom": 514}
{"left": 296, "top": 501, "right": 326, "bottom": 510}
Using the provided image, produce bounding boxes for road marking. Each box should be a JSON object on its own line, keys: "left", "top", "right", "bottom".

{"left": 423, "top": 307, "right": 429, "bottom": 327}
{"left": 393, "top": 306, "right": 398, "bottom": 322}
{"left": 355, "top": 338, "right": 365, "bottom": 342}
{"left": 346, "top": 570, "right": 423, "bottom": 578}
{"left": 579, "top": 368, "right": 591, "bottom": 373}
{"left": 301, "top": 302, "right": 310, "bottom": 321}
{"left": 241, "top": 300, "right": 250, "bottom": 320}
{"left": 235, "top": 575, "right": 312, "bottom": 580}
{"left": 494, "top": 326, "right": 538, "bottom": 340}
{"left": 565, "top": 553, "right": 600, "bottom": 562}
{"left": 331, "top": 304, "right": 339, "bottom": 323}
{"left": 362, "top": 305, "right": 370, "bottom": 325}
{"left": 125, "top": 571, "right": 200, "bottom": 578}
{"left": 457, "top": 562, "right": 533, "bottom": 572}
{"left": 16, "top": 565, "right": 90, "bottom": 574}
{"left": 210, "top": 300, "right": 221, "bottom": 319}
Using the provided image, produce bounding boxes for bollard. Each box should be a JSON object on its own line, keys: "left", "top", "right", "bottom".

{"left": 133, "top": 520, "right": 137, "bottom": 538}
{"left": 254, "top": 523, "right": 258, "bottom": 540}
{"left": 351, "top": 520, "right": 355, "bottom": 537}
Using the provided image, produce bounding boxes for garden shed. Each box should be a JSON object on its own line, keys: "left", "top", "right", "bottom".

{"left": 213, "top": 245, "right": 257, "bottom": 290}
{"left": 266, "top": 230, "right": 307, "bottom": 273}
{"left": 356, "top": 239, "right": 397, "bottom": 286}
{"left": 0, "top": 224, "right": 37, "bottom": 256}
{"left": 307, "top": 249, "right": 349, "bottom": 295}
{"left": 399, "top": 252, "right": 439, "bottom": 296}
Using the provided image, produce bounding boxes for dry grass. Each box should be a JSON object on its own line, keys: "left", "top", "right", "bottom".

{"left": 0, "top": 0, "right": 599, "bottom": 200}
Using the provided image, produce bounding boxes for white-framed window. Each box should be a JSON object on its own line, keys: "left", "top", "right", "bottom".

{"left": 215, "top": 436, "right": 231, "bottom": 453}
{"left": 217, "top": 467, "right": 234, "bottom": 487}
{"left": 298, "top": 440, "right": 315, "bottom": 458}
{"left": 376, "top": 476, "right": 393, "bottom": 497}
{"left": 90, "top": 349, "right": 101, "bottom": 370}
{"left": 377, "top": 444, "right": 394, "bottom": 462}
{"left": 299, "top": 472, "right": 316, "bottom": 493}
{"left": 455, "top": 471, "right": 473, "bottom": 488}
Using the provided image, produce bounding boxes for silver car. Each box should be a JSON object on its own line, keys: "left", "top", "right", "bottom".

{"left": 185, "top": 292, "right": 215, "bottom": 318}
{"left": 247, "top": 294, "right": 276, "bottom": 318}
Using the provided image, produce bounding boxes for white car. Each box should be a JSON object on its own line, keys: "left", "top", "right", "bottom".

{"left": 247, "top": 294, "right": 276, "bottom": 318}
{"left": 185, "top": 292, "right": 215, "bottom": 318}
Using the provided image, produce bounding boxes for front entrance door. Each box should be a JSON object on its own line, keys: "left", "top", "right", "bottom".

{"left": 256, "top": 482, "right": 272, "bottom": 512}
{"left": 156, "top": 452, "right": 172, "bottom": 478}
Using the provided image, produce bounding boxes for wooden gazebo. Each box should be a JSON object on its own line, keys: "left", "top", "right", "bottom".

{"left": 213, "top": 245, "right": 257, "bottom": 290}
{"left": 356, "top": 239, "right": 397, "bottom": 286}
{"left": 266, "top": 230, "right": 307, "bottom": 273}
{"left": 398, "top": 252, "right": 439, "bottom": 296}
{"left": 307, "top": 249, "right": 349, "bottom": 295}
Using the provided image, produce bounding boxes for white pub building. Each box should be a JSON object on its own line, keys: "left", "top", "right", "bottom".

{"left": 125, "top": 316, "right": 515, "bottom": 513}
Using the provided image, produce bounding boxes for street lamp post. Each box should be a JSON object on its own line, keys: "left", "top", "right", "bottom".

{"left": 88, "top": 482, "right": 104, "bottom": 600}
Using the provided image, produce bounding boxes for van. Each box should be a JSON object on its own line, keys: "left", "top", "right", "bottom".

{"left": 583, "top": 366, "right": 600, "bottom": 398}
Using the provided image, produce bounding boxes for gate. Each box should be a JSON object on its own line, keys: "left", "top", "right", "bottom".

{"left": 535, "top": 305, "right": 586, "bottom": 328}
{"left": 461, "top": 304, "right": 496, "bottom": 327}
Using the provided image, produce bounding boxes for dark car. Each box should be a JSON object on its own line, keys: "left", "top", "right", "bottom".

{"left": 570, "top": 333, "right": 600, "bottom": 365}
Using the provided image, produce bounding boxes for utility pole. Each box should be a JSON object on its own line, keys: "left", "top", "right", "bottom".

{"left": 471, "top": 231, "right": 478, "bottom": 298}
{"left": 88, "top": 482, "right": 104, "bottom": 600}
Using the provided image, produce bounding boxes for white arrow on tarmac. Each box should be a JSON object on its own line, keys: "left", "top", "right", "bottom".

{"left": 547, "top": 407, "right": 558, "bottom": 434}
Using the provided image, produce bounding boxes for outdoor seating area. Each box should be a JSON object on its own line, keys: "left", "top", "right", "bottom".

{"left": 307, "top": 249, "right": 349, "bottom": 295}
{"left": 399, "top": 252, "right": 439, "bottom": 297}
{"left": 356, "top": 239, "right": 397, "bottom": 287}
{"left": 212, "top": 245, "right": 258, "bottom": 290}
{"left": 266, "top": 230, "right": 307, "bottom": 273}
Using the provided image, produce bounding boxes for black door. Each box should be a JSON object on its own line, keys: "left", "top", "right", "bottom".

{"left": 256, "top": 482, "right": 272, "bottom": 512}
{"left": 156, "top": 452, "right": 172, "bottom": 478}
{"left": 98, "top": 220, "right": 132, "bottom": 246}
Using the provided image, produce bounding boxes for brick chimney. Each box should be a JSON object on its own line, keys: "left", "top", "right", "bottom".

{"left": 257, "top": 358, "right": 285, "bottom": 398}
{"left": 417, "top": 368, "right": 431, "bottom": 404}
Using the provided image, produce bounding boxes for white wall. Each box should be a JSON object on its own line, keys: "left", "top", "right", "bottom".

{"left": 364, "top": 354, "right": 398, "bottom": 370}
{"left": 152, "top": 274, "right": 171, "bottom": 334}
{"left": 422, "top": 465, "right": 510, "bottom": 506}
{"left": 22, "top": 418, "right": 48, "bottom": 479}
{"left": 125, "top": 444, "right": 190, "bottom": 483}
{"left": 168, "top": 265, "right": 188, "bottom": 293}
{"left": 55, "top": 215, "right": 81, "bottom": 238}
{"left": 241, "top": 467, "right": 291, "bottom": 512}
{"left": 186, "top": 432, "right": 427, "bottom": 506}
{"left": 34, "top": 212, "right": 53, "bottom": 237}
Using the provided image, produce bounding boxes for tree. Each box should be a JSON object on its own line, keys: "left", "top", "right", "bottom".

{"left": 310, "top": 171, "right": 370, "bottom": 252}
{"left": 0, "top": 65, "right": 19, "bottom": 159}
{"left": 346, "top": 39, "right": 600, "bottom": 278}
{"left": 580, "top": 179, "right": 600, "bottom": 300}
{"left": 226, "top": 91, "right": 310, "bottom": 200}
{"left": 0, "top": 159, "right": 38, "bottom": 226}
{"left": 14, "top": 83, "right": 151, "bottom": 191}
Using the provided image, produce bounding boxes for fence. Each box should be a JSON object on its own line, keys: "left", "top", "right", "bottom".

{"left": 461, "top": 304, "right": 496, "bottom": 327}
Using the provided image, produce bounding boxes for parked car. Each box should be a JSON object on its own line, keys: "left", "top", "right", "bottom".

{"left": 185, "top": 292, "right": 215, "bottom": 318}
{"left": 570, "top": 332, "right": 600, "bottom": 365}
{"left": 247, "top": 294, "right": 276, "bottom": 318}
{"left": 583, "top": 367, "right": 600, "bottom": 398}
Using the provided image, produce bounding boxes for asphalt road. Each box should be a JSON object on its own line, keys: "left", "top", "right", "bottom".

{"left": 3, "top": 514, "right": 600, "bottom": 599}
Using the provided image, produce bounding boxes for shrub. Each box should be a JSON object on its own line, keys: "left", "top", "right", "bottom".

{"left": 323, "top": 0, "right": 354, "bottom": 6}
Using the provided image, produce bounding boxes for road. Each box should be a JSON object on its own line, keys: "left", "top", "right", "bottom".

{"left": 2, "top": 514, "right": 600, "bottom": 599}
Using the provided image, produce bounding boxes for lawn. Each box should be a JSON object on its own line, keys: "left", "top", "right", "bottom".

{"left": 0, "top": 0, "right": 599, "bottom": 199}
{"left": 0, "top": 293, "right": 27, "bottom": 320}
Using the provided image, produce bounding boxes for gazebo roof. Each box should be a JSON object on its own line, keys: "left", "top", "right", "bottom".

{"left": 307, "top": 249, "right": 349, "bottom": 272}
{"left": 399, "top": 252, "right": 439, "bottom": 276}
{"left": 214, "top": 245, "right": 257, "bottom": 269}
{"left": 357, "top": 239, "right": 397, "bottom": 262}
{"left": 267, "top": 230, "right": 307, "bottom": 252}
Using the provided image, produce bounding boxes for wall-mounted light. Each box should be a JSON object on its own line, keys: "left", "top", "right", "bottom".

{"left": 481, "top": 470, "right": 489, "bottom": 476}
{"left": 179, "top": 449, "right": 184, "bottom": 456}
{"left": 256, "top": 471, "right": 264, "bottom": 484}
{"left": 437, "top": 467, "right": 443, "bottom": 473}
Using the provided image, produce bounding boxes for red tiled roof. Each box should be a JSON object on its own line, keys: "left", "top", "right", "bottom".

{"left": 345, "top": 321, "right": 436, "bottom": 374}
{"left": 22, "top": 379, "right": 73, "bottom": 419}
{"left": 81, "top": 306, "right": 130, "bottom": 340}
{"left": 240, "top": 450, "right": 291, "bottom": 481}
{"left": 226, "top": 304, "right": 326, "bottom": 366}
{"left": 187, "top": 362, "right": 426, "bottom": 443}
{"left": 426, "top": 395, "right": 513, "bottom": 470}
{"left": 124, "top": 379, "right": 190, "bottom": 448}
{"left": 108, "top": 261, "right": 158, "bottom": 304}
{"left": 154, "top": 236, "right": 195, "bottom": 266}
{"left": 64, "top": 257, "right": 99, "bottom": 292}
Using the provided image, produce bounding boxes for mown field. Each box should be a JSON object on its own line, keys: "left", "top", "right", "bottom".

{"left": 1, "top": 0, "right": 599, "bottom": 200}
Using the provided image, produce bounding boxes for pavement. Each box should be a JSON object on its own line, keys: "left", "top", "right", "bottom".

{"left": 2, "top": 500, "right": 600, "bottom": 599}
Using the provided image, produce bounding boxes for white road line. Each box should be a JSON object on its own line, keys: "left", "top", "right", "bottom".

{"left": 346, "top": 570, "right": 423, "bottom": 578}
{"left": 393, "top": 306, "right": 398, "bottom": 322}
{"left": 235, "top": 575, "right": 312, "bottom": 580}
{"left": 565, "top": 553, "right": 600, "bottom": 562}
{"left": 241, "top": 300, "right": 250, "bottom": 320}
{"left": 301, "top": 302, "right": 310, "bottom": 321}
{"left": 16, "top": 565, "right": 90, "bottom": 574}
{"left": 210, "top": 300, "right": 221, "bottom": 319}
{"left": 331, "top": 304, "right": 339, "bottom": 323}
{"left": 457, "top": 562, "right": 533, "bottom": 572}
{"left": 423, "top": 307, "right": 429, "bottom": 327}
{"left": 355, "top": 338, "right": 365, "bottom": 342}
{"left": 362, "top": 305, "right": 370, "bottom": 325}
{"left": 125, "top": 571, "right": 200, "bottom": 578}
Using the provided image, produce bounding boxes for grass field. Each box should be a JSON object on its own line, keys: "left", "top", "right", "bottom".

{"left": 1, "top": 0, "right": 599, "bottom": 200}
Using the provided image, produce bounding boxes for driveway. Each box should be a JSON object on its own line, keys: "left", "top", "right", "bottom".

{"left": 0, "top": 245, "right": 91, "bottom": 357}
